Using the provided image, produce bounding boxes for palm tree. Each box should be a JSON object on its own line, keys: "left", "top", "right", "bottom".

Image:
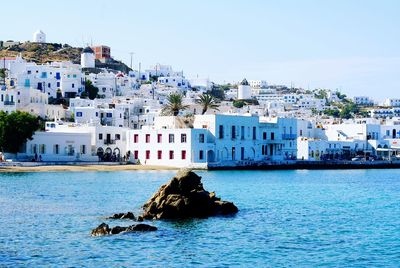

{"left": 198, "top": 94, "right": 219, "bottom": 115}
{"left": 162, "top": 93, "right": 188, "bottom": 116}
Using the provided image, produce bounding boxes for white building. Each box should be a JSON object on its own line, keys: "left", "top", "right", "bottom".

{"left": 297, "top": 97, "right": 326, "bottom": 111}
{"left": 354, "top": 96, "right": 374, "bottom": 106}
{"left": 0, "top": 89, "right": 17, "bottom": 113}
{"left": 19, "top": 121, "right": 129, "bottom": 162}
{"left": 81, "top": 47, "right": 95, "bottom": 68}
{"left": 297, "top": 139, "right": 363, "bottom": 161}
{"left": 237, "top": 78, "right": 252, "bottom": 100}
{"left": 249, "top": 80, "right": 268, "bottom": 88}
{"left": 158, "top": 76, "right": 189, "bottom": 89}
{"left": 87, "top": 72, "right": 116, "bottom": 99}
{"left": 370, "top": 108, "right": 400, "bottom": 118}
{"left": 125, "top": 114, "right": 302, "bottom": 168}
{"left": 7, "top": 60, "right": 84, "bottom": 98}
{"left": 145, "top": 64, "right": 183, "bottom": 78}
{"left": 259, "top": 117, "right": 298, "bottom": 161}
{"left": 33, "top": 30, "right": 46, "bottom": 43}
{"left": 384, "top": 98, "right": 400, "bottom": 107}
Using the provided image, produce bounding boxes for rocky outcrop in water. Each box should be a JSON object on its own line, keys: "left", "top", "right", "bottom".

{"left": 107, "top": 212, "right": 136, "bottom": 220}
{"left": 141, "top": 169, "right": 238, "bottom": 219}
{"left": 91, "top": 223, "right": 111, "bottom": 236}
{"left": 91, "top": 223, "right": 157, "bottom": 236}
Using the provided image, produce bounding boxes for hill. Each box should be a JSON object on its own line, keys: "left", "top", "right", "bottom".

{"left": 0, "top": 42, "right": 131, "bottom": 73}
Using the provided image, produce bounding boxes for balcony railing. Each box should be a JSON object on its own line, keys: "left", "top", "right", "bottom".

{"left": 3, "top": 101, "right": 15, "bottom": 106}
{"left": 104, "top": 139, "right": 116, "bottom": 145}
{"left": 282, "top": 134, "right": 297, "bottom": 140}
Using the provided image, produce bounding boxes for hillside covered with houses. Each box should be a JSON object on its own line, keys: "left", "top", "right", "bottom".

{"left": 1, "top": 30, "right": 400, "bottom": 167}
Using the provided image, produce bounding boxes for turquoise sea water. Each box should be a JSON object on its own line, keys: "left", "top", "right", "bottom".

{"left": 0, "top": 169, "right": 399, "bottom": 267}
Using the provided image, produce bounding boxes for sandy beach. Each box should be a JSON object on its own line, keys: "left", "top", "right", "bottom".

{"left": 0, "top": 164, "right": 179, "bottom": 172}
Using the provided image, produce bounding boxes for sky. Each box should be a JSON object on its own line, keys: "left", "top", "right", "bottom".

{"left": 1, "top": 0, "right": 399, "bottom": 99}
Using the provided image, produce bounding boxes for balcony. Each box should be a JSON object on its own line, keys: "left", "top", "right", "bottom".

{"left": 3, "top": 101, "right": 15, "bottom": 106}
{"left": 282, "top": 134, "right": 297, "bottom": 140}
{"left": 104, "top": 139, "right": 116, "bottom": 145}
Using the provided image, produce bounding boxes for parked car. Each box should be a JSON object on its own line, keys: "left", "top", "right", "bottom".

{"left": 351, "top": 156, "right": 364, "bottom": 161}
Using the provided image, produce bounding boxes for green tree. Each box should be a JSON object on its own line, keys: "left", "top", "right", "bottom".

{"left": 335, "top": 91, "right": 347, "bottom": 100}
{"left": 0, "top": 69, "right": 5, "bottom": 86}
{"left": 207, "top": 85, "right": 226, "bottom": 100}
{"left": 0, "top": 111, "right": 40, "bottom": 153}
{"left": 161, "top": 93, "right": 188, "bottom": 116}
{"left": 83, "top": 79, "right": 99, "bottom": 100}
{"left": 314, "top": 89, "right": 328, "bottom": 99}
{"left": 197, "top": 94, "right": 219, "bottom": 115}
{"left": 339, "top": 103, "right": 359, "bottom": 119}
{"left": 323, "top": 108, "right": 340, "bottom": 118}
{"left": 233, "top": 100, "right": 245, "bottom": 108}
{"left": 0, "top": 69, "right": 5, "bottom": 79}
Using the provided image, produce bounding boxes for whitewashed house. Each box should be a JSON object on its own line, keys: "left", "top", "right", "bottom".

{"left": 354, "top": 96, "right": 374, "bottom": 106}
{"left": 126, "top": 114, "right": 302, "bottom": 168}
{"left": 19, "top": 121, "right": 129, "bottom": 162}
{"left": 249, "top": 80, "right": 268, "bottom": 88}
{"left": 384, "top": 98, "right": 400, "bottom": 107}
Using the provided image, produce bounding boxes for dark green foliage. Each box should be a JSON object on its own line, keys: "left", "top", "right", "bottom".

{"left": 0, "top": 111, "right": 41, "bottom": 153}
{"left": 339, "top": 102, "right": 359, "bottom": 119}
{"left": 323, "top": 108, "right": 340, "bottom": 118}
{"left": 219, "top": 84, "right": 231, "bottom": 91}
{"left": 335, "top": 91, "right": 347, "bottom": 100}
{"left": 207, "top": 85, "right": 226, "bottom": 100}
{"left": 324, "top": 102, "right": 360, "bottom": 119}
{"left": 232, "top": 98, "right": 257, "bottom": 109}
{"left": 83, "top": 79, "right": 99, "bottom": 100}
{"left": 233, "top": 100, "right": 245, "bottom": 108}
{"left": 314, "top": 89, "right": 328, "bottom": 99}
{"left": 149, "top": 75, "right": 159, "bottom": 82}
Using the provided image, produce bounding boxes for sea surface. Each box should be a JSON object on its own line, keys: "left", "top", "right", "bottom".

{"left": 0, "top": 169, "right": 399, "bottom": 267}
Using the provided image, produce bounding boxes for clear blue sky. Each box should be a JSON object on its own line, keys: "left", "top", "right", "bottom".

{"left": 1, "top": 0, "right": 399, "bottom": 99}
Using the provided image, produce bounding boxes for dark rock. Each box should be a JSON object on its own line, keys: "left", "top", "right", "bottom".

{"left": 213, "top": 200, "right": 239, "bottom": 215}
{"left": 137, "top": 215, "right": 144, "bottom": 222}
{"left": 108, "top": 212, "right": 136, "bottom": 220}
{"left": 125, "top": 224, "right": 157, "bottom": 232}
{"left": 110, "top": 226, "right": 128, "bottom": 234}
{"left": 141, "top": 169, "right": 238, "bottom": 219}
{"left": 91, "top": 223, "right": 157, "bottom": 236}
{"left": 91, "top": 223, "right": 111, "bottom": 236}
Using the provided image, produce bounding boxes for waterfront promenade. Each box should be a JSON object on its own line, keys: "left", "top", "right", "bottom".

{"left": 2, "top": 160, "right": 400, "bottom": 172}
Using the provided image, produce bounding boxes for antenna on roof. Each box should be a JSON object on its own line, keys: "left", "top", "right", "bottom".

{"left": 129, "top": 52, "right": 135, "bottom": 70}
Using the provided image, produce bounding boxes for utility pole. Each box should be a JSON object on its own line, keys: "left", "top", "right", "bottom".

{"left": 129, "top": 52, "right": 134, "bottom": 70}
{"left": 138, "top": 62, "right": 141, "bottom": 82}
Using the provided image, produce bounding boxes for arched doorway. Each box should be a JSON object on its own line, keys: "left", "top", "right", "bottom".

{"left": 207, "top": 150, "right": 215, "bottom": 163}
{"left": 97, "top": 147, "right": 104, "bottom": 161}
{"left": 104, "top": 147, "right": 112, "bottom": 161}
{"left": 113, "top": 147, "right": 121, "bottom": 161}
